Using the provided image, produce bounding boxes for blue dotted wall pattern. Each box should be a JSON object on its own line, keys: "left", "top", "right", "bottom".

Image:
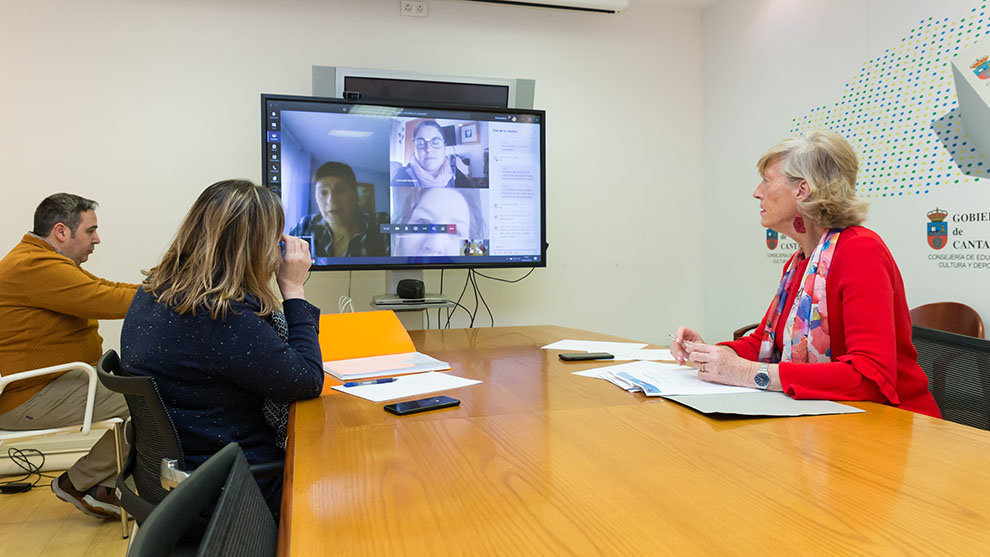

{"left": 789, "top": 1, "right": 990, "bottom": 198}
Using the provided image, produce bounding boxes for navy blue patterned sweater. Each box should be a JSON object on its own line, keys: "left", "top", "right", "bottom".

{"left": 120, "top": 289, "right": 324, "bottom": 507}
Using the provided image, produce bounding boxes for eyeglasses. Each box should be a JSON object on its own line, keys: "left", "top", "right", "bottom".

{"left": 414, "top": 137, "right": 445, "bottom": 150}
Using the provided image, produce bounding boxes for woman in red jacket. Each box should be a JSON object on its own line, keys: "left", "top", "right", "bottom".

{"left": 671, "top": 130, "right": 941, "bottom": 418}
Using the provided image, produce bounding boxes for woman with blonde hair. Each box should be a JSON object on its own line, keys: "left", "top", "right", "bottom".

{"left": 671, "top": 130, "right": 940, "bottom": 417}
{"left": 121, "top": 180, "right": 324, "bottom": 514}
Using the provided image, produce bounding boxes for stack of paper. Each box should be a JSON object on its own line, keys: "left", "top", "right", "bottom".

{"left": 323, "top": 352, "right": 449, "bottom": 381}
{"left": 573, "top": 361, "right": 754, "bottom": 396}
{"left": 574, "top": 361, "right": 864, "bottom": 417}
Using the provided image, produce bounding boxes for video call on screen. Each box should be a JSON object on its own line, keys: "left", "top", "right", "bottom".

{"left": 264, "top": 96, "right": 544, "bottom": 268}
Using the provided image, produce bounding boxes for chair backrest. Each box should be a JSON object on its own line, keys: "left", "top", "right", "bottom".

{"left": 127, "top": 442, "right": 277, "bottom": 557}
{"left": 912, "top": 325, "right": 990, "bottom": 430}
{"left": 732, "top": 323, "right": 759, "bottom": 341}
{"left": 910, "top": 302, "right": 984, "bottom": 339}
{"left": 97, "top": 350, "right": 184, "bottom": 523}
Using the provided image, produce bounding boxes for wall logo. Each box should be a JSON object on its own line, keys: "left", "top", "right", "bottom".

{"left": 927, "top": 208, "right": 948, "bottom": 250}
{"left": 972, "top": 55, "right": 990, "bottom": 80}
{"left": 766, "top": 228, "right": 778, "bottom": 250}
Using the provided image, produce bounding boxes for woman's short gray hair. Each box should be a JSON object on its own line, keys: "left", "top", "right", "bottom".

{"left": 757, "top": 129, "right": 868, "bottom": 229}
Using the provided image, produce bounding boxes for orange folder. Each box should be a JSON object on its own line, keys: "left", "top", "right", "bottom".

{"left": 318, "top": 310, "right": 415, "bottom": 361}
{"left": 318, "top": 311, "right": 430, "bottom": 393}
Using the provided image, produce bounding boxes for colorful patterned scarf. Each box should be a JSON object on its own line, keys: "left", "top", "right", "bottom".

{"left": 758, "top": 228, "right": 841, "bottom": 364}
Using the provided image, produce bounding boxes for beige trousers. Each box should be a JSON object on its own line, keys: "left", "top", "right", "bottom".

{"left": 0, "top": 368, "right": 129, "bottom": 490}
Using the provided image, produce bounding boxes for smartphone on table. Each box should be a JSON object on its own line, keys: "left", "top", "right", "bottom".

{"left": 384, "top": 395, "right": 461, "bottom": 416}
{"left": 558, "top": 352, "right": 614, "bottom": 362}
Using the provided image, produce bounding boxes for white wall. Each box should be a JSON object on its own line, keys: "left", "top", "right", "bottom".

{"left": 0, "top": 0, "right": 704, "bottom": 348}
{"left": 703, "top": 0, "right": 990, "bottom": 341}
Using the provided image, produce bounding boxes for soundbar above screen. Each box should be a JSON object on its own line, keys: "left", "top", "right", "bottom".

{"left": 262, "top": 94, "right": 546, "bottom": 271}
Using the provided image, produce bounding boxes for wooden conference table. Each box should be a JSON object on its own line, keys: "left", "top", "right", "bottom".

{"left": 279, "top": 325, "right": 990, "bottom": 555}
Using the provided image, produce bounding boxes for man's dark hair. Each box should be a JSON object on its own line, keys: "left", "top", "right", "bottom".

{"left": 313, "top": 161, "right": 357, "bottom": 188}
{"left": 33, "top": 193, "right": 99, "bottom": 237}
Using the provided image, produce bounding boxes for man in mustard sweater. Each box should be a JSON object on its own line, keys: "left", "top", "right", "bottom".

{"left": 0, "top": 193, "right": 138, "bottom": 519}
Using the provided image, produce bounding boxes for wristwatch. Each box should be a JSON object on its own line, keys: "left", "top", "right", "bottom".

{"left": 754, "top": 363, "right": 770, "bottom": 390}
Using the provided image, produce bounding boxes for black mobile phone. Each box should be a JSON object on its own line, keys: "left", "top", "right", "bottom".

{"left": 559, "top": 352, "right": 614, "bottom": 362}
{"left": 384, "top": 395, "right": 461, "bottom": 416}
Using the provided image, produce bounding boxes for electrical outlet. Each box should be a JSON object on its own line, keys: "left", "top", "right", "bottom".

{"left": 400, "top": 1, "right": 428, "bottom": 18}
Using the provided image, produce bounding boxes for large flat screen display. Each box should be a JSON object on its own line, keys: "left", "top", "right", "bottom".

{"left": 262, "top": 94, "right": 546, "bottom": 270}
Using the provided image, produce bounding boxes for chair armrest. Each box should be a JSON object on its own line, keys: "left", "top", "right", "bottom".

{"left": 160, "top": 458, "right": 284, "bottom": 490}
{"left": 732, "top": 323, "right": 759, "bottom": 341}
{"left": 0, "top": 362, "right": 99, "bottom": 434}
{"left": 249, "top": 461, "right": 284, "bottom": 479}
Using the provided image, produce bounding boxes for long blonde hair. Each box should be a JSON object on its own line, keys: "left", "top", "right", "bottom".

{"left": 143, "top": 180, "right": 284, "bottom": 319}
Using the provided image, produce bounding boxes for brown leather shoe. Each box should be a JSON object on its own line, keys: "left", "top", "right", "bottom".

{"left": 83, "top": 485, "right": 122, "bottom": 519}
{"left": 51, "top": 472, "right": 119, "bottom": 519}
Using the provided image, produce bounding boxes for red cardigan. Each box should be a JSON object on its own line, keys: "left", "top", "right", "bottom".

{"left": 721, "top": 226, "right": 941, "bottom": 418}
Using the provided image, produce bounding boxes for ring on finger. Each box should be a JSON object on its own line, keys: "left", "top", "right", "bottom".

{"left": 700, "top": 363, "right": 706, "bottom": 372}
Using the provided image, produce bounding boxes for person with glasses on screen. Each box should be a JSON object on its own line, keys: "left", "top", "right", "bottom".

{"left": 391, "top": 120, "right": 472, "bottom": 189}
{"left": 289, "top": 162, "right": 385, "bottom": 258}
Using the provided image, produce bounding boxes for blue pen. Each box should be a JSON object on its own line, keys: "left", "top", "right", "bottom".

{"left": 343, "top": 378, "right": 397, "bottom": 388}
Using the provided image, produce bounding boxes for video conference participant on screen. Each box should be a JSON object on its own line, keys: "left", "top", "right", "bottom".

{"left": 391, "top": 188, "right": 486, "bottom": 257}
{"left": 288, "top": 162, "right": 385, "bottom": 257}
{"left": 390, "top": 120, "right": 472, "bottom": 189}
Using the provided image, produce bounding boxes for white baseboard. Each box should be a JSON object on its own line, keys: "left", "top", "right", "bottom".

{"left": 0, "top": 431, "right": 102, "bottom": 475}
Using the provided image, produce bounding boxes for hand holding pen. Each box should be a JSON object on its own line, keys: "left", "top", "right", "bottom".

{"left": 669, "top": 326, "right": 705, "bottom": 365}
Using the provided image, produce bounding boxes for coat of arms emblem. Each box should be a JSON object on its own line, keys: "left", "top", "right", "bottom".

{"left": 927, "top": 208, "right": 948, "bottom": 250}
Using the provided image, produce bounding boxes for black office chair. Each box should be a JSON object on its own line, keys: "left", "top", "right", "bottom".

{"left": 912, "top": 325, "right": 990, "bottom": 430}
{"left": 97, "top": 350, "right": 185, "bottom": 524}
{"left": 127, "top": 442, "right": 278, "bottom": 557}
{"left": 98, "top": 350, "right": 285, "bottom": 525}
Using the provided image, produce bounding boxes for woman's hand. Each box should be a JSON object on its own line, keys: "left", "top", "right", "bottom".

{"left": 277, "top": 235, "right": 311, "bottom": 301}
{"left": 687, "top": 343, "right": 765, "bottom": 388}
{"left": 670, "top": 326, "right": 705, "bottom": 365}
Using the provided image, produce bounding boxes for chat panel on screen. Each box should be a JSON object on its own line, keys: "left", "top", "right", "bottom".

{"left": 487, "top": 122, "right": 542, "bottom": 255}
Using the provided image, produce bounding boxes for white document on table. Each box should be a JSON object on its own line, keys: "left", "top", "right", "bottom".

{"left": 575, "top": 361, "right": 864, "bottom": 417}
{"left": 664, "top": 392, "right": 865, "bottom": 417}
{"left": 612, "top": 348, "right": 675, "bottom": 361}
{"left": 332, "top": 371, "right": 481, "bottom": 402}
{"left": 574, "top": 360, "right": 755, "bottom": 395}
{"left": 541, "top": 339, "right": 648, "bottom": 353}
